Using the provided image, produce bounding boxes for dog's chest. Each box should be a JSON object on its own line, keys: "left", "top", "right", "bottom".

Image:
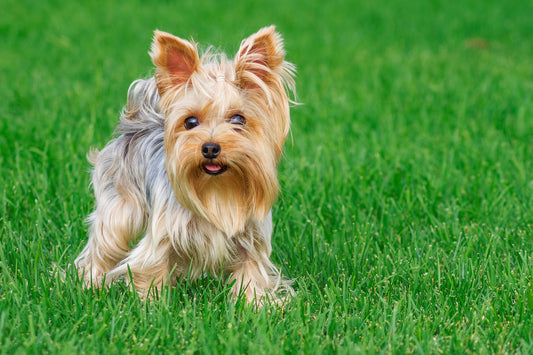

{"left": 169, "top": 214, "right": 237, "bottom": 274}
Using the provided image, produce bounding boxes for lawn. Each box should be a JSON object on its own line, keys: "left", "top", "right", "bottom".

{"left": 1, "top": 0, "right": 532, "bottom": 353}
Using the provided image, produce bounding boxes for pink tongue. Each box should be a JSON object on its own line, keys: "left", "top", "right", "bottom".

{"left": 205, "top": 164, "right": 221, "bottom": 172}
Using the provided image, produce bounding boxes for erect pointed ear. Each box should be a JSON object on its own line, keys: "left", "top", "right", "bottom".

{"left": 234, "top": 26, "right": 286, "bottom": 88}
{"left": 150, "top": 30, "right": 200, "bottom": 96}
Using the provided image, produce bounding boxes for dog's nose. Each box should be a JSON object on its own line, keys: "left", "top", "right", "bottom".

{"left": 202, "top": 142, "right": 221, "bottom": 159}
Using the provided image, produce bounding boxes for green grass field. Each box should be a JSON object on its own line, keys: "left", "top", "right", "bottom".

{"left": 1, "top": 0, "right": 532, "bottom": 353}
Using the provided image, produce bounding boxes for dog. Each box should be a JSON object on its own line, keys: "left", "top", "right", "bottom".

{"left": 74, "top": 26, "right": 296, "bottom": 305}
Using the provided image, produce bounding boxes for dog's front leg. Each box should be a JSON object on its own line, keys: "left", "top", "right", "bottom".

{"left": 106, "top": 233, "right": 176, "bottom": 297}
{"left": 227, "top": 217, "right": 294, "bottom": 306}
{"left": 228, "top": 251, "right": 294, "bottom": 306}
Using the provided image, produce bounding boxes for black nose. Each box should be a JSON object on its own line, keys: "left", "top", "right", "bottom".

{"left": 202, "top": 142, "right": 221, "bottom": 159}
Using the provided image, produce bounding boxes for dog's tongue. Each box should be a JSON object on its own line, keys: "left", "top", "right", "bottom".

{"left": 205, "top": 164, "right": 222, "bottom": 172}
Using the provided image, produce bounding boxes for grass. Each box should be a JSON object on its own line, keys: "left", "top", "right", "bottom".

{"left": 1, "top": 0, "right": 532, "bottom": 353}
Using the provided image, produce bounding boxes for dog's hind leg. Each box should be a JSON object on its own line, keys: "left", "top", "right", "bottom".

{"left": 75, "top": 150, "right": 147, "bottom": 287}
{"left": 75, "top": 194, "right": 146, "bottom": 286}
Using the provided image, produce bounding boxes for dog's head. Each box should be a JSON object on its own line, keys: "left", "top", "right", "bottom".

{"left": 150, "top": 26, "right": 295, "bottom": 236}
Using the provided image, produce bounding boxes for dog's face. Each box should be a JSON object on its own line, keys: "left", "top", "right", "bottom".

{"left": 150, "top": 27, "right": 295, "bottom": 236}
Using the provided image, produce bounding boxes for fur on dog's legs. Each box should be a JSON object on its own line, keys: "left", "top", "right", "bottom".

{"left": 227, "top": 216, "right": 294, "bottom": 305}
{"left": 106, "top": 233, "right": 176, "bottom": 297}
{"left": 75, "top": 167, "right": 147, "bottom": 286}
{"left": 228, "top": 254, "right": 294, "bottom": 306}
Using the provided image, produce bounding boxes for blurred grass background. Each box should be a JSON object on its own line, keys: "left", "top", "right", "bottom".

{"left": 1, "top": 0, "right": 532, "bottom": 353}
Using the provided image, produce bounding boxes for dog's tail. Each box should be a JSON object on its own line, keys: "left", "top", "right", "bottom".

{"left": 124, "top": 79, "right": 163, "bottom": 122}
{"left": 87, "top": 147, "right": 100, "bottom": 165}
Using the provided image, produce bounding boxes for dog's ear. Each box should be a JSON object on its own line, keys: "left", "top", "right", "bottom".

{"left": 150, "top": 30, "right": 200, "bottom": 96}
{"left": 234, "top": 26, "right": 286, "bottom": 89}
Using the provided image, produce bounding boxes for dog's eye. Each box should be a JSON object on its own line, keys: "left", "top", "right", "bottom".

{"left": 229, "top": 114, "right": 246, "bottom": 126}
{"left": 184, "top": 116, "right": 200, "bottom": 130}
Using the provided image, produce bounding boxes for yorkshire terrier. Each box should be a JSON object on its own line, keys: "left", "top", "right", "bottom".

{"left": 74, "top": 26, "right": 296, "bottom": 304}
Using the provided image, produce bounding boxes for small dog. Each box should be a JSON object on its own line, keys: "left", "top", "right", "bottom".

{"left": 74, "top": 26, "right": 296, "bottom": 304}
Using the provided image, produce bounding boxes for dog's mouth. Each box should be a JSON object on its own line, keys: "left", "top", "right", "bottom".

{"left": 203, "top": 163, "right": 227, "bottom": 176}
